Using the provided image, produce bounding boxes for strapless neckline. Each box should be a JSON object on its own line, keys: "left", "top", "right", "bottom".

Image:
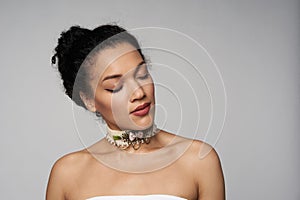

{"left": 86, "top": 194, "right": 187, "bottom": 200}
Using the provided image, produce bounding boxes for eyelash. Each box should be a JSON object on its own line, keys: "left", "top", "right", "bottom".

{"left": 106, "top": 86, "right": 123, "bottom": 93}
{"left": 105, "top": 73, "right": 150, "bottom": 93}
{"left": 138, "top": 73, "right": 150, "bottom": 80}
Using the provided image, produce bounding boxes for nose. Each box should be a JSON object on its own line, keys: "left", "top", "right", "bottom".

{"left": 130, "top": 81, "right": 146, "bottom": 102}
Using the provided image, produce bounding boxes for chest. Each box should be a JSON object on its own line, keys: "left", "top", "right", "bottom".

{"left": 68, "top": 162, "right": 198, "bottom": 200}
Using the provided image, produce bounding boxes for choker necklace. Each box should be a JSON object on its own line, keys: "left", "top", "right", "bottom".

{"left": 105, "top": 124, "right": 160, "bottom": 150}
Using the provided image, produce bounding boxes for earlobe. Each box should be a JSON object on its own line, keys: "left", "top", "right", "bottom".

{"left": 79, "top": 91, "right": 96, "bottom": 112}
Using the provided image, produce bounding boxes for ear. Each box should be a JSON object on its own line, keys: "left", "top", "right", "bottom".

{"left": 79, "top": 91, "right": 96, "bottom": 112}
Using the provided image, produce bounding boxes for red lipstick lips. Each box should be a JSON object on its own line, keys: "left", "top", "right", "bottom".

{"left": 131, "top": 102, "right": 151, "bottom": 116}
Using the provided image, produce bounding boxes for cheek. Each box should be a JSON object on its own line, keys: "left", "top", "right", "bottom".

{"left": 111, "top": 92, "right": 130, "bottom": 114}
{"left": 145, "top": 82, "right": 155, "bottom": 99}
{"left": 94, "top": 90, "right": 113, "bottom": 117}
{"left": 110, "top": 93, "right": 132, "bottom": 128}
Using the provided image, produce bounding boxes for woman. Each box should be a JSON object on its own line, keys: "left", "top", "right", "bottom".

{"left": 46, "top": 24, "right": 225, "bottom": 200}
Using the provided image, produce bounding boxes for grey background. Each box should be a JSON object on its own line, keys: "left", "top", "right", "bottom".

{"left": 0, "top": 0, "right": 299, "bottom": 199}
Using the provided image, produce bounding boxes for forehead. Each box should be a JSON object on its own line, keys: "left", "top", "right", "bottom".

{"left": 94, "top": 43, "right": 143, "bottom": 79}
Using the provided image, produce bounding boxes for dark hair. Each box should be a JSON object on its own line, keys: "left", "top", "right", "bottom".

{"left": 51, "top": 24, "right": 145, "bottom": 109}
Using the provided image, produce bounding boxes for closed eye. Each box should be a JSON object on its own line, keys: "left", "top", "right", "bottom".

{"left": 137, "top": 73, "right": 150, "bottom": 80}
{"left": 105, "top": 86, "right": 123, "bottom": 93}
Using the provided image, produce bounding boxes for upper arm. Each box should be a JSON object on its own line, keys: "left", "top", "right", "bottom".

{"left": 194, "top": 143, "right": 225, "bottom": 200}
{"left": 46, "top": 157, "right": 70, "bottom": 200}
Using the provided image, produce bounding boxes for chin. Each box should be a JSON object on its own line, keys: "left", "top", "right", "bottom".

{"left": 128, "top": 116, "right": 153, "bottom": 130}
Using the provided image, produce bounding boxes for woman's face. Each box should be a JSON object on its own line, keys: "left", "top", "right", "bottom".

{"left": 86, "top": 43, "right": 155, "bottom": 131}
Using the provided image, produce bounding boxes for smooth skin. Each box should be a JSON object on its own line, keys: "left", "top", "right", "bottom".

{"left": 46, "top": 43, "right": 225, "bottom": 200}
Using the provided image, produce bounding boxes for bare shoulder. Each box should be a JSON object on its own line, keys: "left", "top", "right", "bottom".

{"left": 50, "top": 149, "right": 91, "bottom": 175}
{"left": 187, "top": 140, "right": 221, "bottom": 164}
{"left": 184, "top": 139, "right": 225, "bottom": 199}
{"left": 46, "top": 149, "right": 92, "bottom": 199}
{"left": 47, "top": 149, "right": 93, "bottom": 184}
{"left": 181, "top": 139, "right": 223, "bottom": 177}
{"left": 159, "top": 130, "right": 222, "bottom": 169}
{"left": 158, "top": 130, "right": 221, "bottom": 162}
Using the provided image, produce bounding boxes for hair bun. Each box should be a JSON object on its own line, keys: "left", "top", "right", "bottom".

{"left": 51, "top": 25, "right": 91, "bottom": 65}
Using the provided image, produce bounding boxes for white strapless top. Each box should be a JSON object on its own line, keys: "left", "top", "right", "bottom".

{"left": 86, "top": 194, "right": 187, "bottom": 200}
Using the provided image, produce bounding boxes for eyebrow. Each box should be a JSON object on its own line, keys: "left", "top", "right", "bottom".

{"left": 101, "top": 60, "right": 146, "bottom": 83}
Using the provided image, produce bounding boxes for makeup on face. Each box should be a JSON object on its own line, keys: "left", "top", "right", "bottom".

{"left": 91, "top": 43, "right": 155, "bottom": 130}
